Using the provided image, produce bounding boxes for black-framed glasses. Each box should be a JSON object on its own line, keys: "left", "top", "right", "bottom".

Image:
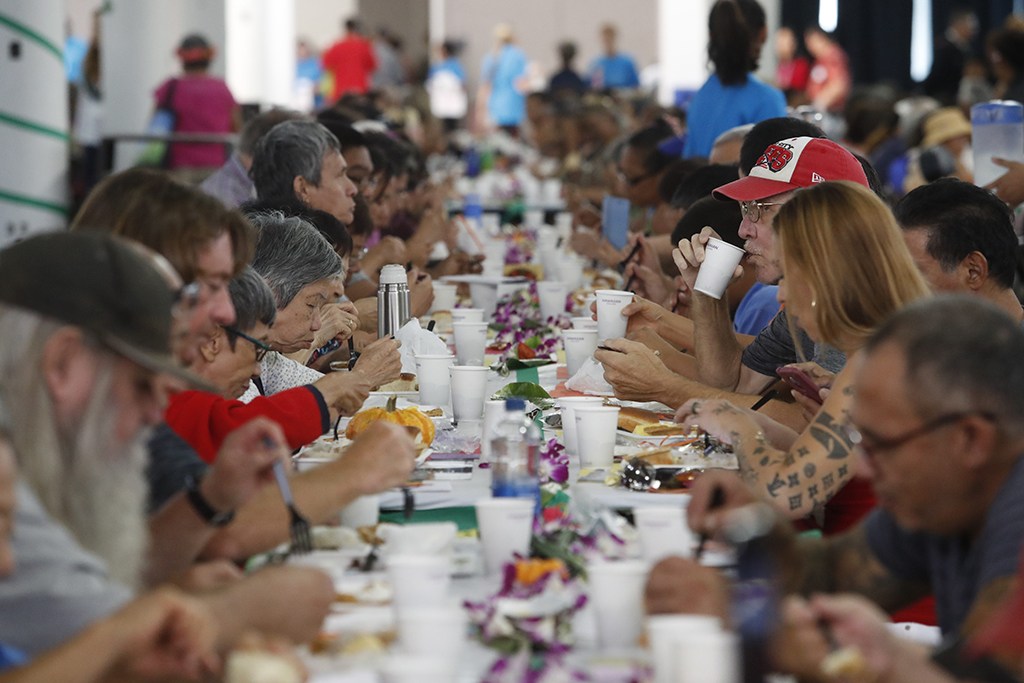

{"left": 739, "top": 200, "right": 784, "bottom": 223}
{"left": 843, "top": 412, "right": 996, "bottom": 460}
{"left": 223, "top": 326, "right": 272, "bottom": 361}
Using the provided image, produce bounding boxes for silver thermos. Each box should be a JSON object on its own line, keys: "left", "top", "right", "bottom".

{"left": 377, "top": 264, "right": 410, "bottom": 338}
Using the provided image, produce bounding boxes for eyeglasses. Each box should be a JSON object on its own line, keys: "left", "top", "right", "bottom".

{"left": 616, "top": 168, "right": 657, "bottom": 187}
{"left": 223, "top": 326, "right": 272, "bottom": 361}
{"left": 843, "top": 411, "right": 995, "bottom": 460}
{"left": 174, "top": 281, "right": 202, "bottom": 311}
{"left": 739, "top": 200, "right": 784, "bottom": 224}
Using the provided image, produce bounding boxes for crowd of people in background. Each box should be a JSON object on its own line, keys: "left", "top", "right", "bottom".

{"left": 24, "top": 1, "right": 1024, "bottom": 681}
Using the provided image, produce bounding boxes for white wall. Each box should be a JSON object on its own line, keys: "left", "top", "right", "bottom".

{"left": 294, "top": 0, "right": 357, "bottom": 55}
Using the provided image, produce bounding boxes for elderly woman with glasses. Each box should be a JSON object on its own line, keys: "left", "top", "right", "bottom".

{"left": 237, "top": 211, "right": 401, "bottom": 404}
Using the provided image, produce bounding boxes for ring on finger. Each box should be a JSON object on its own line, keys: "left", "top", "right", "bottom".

{"left": 692, "top": 401, "right": 700, "bottom": 415}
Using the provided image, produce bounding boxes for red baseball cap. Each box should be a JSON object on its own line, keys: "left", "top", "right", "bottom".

{"left": 713, "top": 136, "right": 869, "bottom": 202}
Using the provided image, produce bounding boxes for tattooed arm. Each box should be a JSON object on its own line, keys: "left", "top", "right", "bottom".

{"left": 677, "top": 359, "right": 860, "bottom": 520}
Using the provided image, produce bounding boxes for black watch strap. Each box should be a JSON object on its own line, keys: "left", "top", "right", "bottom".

{"left": 184, "top": 475, "right": 235, "bottom": 527}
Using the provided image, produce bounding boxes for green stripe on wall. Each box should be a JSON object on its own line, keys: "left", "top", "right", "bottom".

{"left": 0, "top": 189, "right": 67, "bottom": 216}
{"left": 0, "top": 111, "right": 68, "bottom": 141}
{"left": 0, "top": 13, "right": 62, "bottom": 61}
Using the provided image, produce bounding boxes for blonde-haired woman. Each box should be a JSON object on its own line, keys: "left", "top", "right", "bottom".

{"left": 677, "top": 181, "right": 930, "bottom": 534}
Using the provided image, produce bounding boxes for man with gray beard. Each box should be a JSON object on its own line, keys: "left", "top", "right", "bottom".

{"left": 0, "top": 232, "right": 335, "bottom": 655}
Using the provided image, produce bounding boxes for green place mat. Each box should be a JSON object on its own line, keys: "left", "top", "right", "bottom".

{"left": 380, "top": 506, "right": 478, "bottom": 532}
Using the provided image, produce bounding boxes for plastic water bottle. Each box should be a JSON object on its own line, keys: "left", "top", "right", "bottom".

{"left": 489, "top": 399, "right": 541, "bottom": 508}
{"left": 972, "top": 100, "right": 1024, "bottom": 187}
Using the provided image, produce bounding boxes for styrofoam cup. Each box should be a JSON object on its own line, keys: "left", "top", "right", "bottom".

{"left": 692, "top": 237, "right": 745, "bottom": 299}
{"left": 676, "top": 629, "right": 740, "bottom": 683}
{"left": 430, "top": 283, "right": 458, "bottom": 313}
{"left": 452, "top": 321, "right": 489, "bottom": 366}
{"left": 450, "top": 307, "right": 485, "bottom": 324}
{"left": 573, "top": 405, "right": 620, "bottom": 467}
{"left": 556, "top": 397, "right": 605, "bottom": 455}
{"left": 571, "top": 316, "right": 598, "bottom": 331}
{"left": 595, "top": 289, "right": 634, "bottom": 341}
{"left": 474, "top": 497, "right": 534, "bottom": 574}
{"left": 537, "top": 281, "right": 568, "bottom": 321}
{"left": 646, "top": 614, "right": 724, "bottom": 683}
{"left": 562, "top": 329, "right": 598, "bottom": 378}
{"left": 396, "top": 605, "right": 467, "bottom": 659}
{"left": 415, "top": 354, "right": 455, "bottom": 406}
{"left": 633, "top": 505, "right": 696, "bottom": 564}
{"left": 587, "top": 560, "right": 647, "bottom": 648}
{"left": 449, "top": 366, "right": 489, "bottom": 421}
{"left": 387, "top": 555, "right": 451, "bottom": 610}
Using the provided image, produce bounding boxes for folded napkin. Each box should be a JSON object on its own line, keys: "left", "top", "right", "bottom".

{"left": 564, "top": 356, "right": 615, "bottom": 396}
{"left": 395, "top": 318, "right": 450, "bottom": 374}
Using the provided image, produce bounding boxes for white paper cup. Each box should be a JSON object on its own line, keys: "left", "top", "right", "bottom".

{"left": 397, "top": 605, "right": 467, "bottom": 659}
{"left": 380, "top": 654, "right": 454, "bottom": 683}
{"left": 562, "top": 329, "right": 598, "bottom": 378}
{"left": 339, "top": 494, "right": 380, "bottom": 529}
{"left": 556, "top": 397, "right": 605, "bottom": 454}
{"left": 571, "top": 316, "right": 598, "bottom": 331}
{"left": 676, "top": 629, "right": 740, "bottom": 683}
{"left": 525, "top": 209, "right": 545, "bottom": 227}
{"left": 449, "top": 366, "right": 489, "bottom": 421}
{"left": 430, "top": 283, "right": 458, "bottom": 313}
{"left": 387, "top": 555, "right": 451, "bottom": 610}
{"left": 646, "top": 614, "right": 724, "bottom": 683}
{"left": 537, "top": 281, "right": 568, "bottom": 321}
{"left": 474, "top": 497, "right": 535, "bottom": 574}
{"left": 692, "top": 237, "right": 745, "bottom": 300}
{"left": 480, "top": 399, "right": 507, "bottom": 463}
{"left": 450, "top": 307, "right": 485, "bottom": 324}
{"left": 559, "top": 256, "right": 585, "bottom": 290}
{"left": 595, "top": 289, "right": 634, "bottom": 341}
{"left": 633, "top": 505, "right": 696, "bottom": 564}
{"left": 415, "top": 354, "right": 455, "bottom": 406}
{"left": 587, "top": 560, "right": 647, "bottom": 648}
{"left": 573, "top": 405, "right": 620, "bottom": 467}
{"left": 452, "top": 321, "right": 489, "bottom": 366}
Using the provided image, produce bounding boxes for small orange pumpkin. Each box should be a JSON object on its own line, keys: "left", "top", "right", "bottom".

{"left": 345, "top": 396, "right": 436, "bottom": 445}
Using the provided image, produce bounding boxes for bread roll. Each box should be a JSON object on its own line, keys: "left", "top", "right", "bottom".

{"left": 633, "top": 423, "right": 691, "bottom": 437}
{"left": 617, "top": 407, "right": 665, "bottom": 432}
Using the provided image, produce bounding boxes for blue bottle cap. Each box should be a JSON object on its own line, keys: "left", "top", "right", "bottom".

{"left": 505, "top": 398, "right": 526, "bottom": 411}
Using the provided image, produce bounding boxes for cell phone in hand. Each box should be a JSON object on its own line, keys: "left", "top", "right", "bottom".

{"left": 777, "top": 366, "right": 824, "bottom": 405}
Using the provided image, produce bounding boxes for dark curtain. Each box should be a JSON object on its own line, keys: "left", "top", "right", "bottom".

{"left": 836, "top": 0, "right": 914, "bottom": 91}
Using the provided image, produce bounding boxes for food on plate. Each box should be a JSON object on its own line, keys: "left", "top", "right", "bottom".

{"left": 632, "top": 447, "right": 676, "bottom": 466}
{"left": 422, "top": 407, "right": 445, "bottom": 417}
{"left": 224, "top": 650, "right": 303, "bottom": 683}
{"left": 632, "top": 422, "right": 691, "bottom": 437}
{"left": 616, "top": 406, "right": 671, "bottom": 433}
{"left": 334, "top": 578, "right": 392, "bottom": 605}
{"left": 378, "top": 373, "right": 418, "bottom": 392}
{"left": 312, "top": 525, "right": 361, "bottom": 550}
{"left": 309, "top": 631, "right": 394, "bottom": 656}
{"left": 345, "top": 396, "right": 435, "bottom": 444}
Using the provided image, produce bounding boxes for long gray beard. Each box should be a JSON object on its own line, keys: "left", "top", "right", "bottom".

{"left": 18, "top": 362, "right": 151, "bottom": 591}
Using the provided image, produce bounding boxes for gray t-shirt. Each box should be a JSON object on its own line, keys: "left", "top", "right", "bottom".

{"left": 741, "top": 309, "right": 847, "bottom": 377}
{"left": 0, "top": 483, "right": 132, "bottom": 655}
{"left": 864, "top": 456, "right": 1024, "bottom": 635}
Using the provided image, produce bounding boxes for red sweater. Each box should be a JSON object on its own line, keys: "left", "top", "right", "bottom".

{"left": 165, "top": 386, "right": 330, "bottom": 463}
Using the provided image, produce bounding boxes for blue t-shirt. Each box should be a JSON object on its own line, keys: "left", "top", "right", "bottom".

{"left": 590, "top": 53, "right": 640, "bottom": 89}
{"left": 865, "top": 455, "right": 1024, "bottom": 635}
{"left": 682, "top": 73, "right": 787, "bottom": 158}
{"left": 733, "top": 283, "right": 780, "bottom": 335}
{"left": 0, "top": 642, "right": 26, "bottom": 671}
{"left": 482, "top": 46, "right": 527, "bottom": 126}
{"left": 429, "top": 57, "right": 466, "bottom": 83}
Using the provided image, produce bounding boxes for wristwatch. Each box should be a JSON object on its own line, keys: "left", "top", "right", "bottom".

{"left": 184, "top": 474, "right": 235, "bottom": 527}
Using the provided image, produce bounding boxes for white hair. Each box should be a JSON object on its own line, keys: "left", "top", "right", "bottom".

{"left": 0, "top": 305, "right": 149, "bottom": 589}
